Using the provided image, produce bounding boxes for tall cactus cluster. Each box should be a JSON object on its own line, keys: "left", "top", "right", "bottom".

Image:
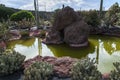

{"left": 71, "top": 57, "right": 102, "bottom": 80}
{"left": 24, "top": 61, "right": 53, "bottom": 80}
{"left": 109, "top": 62, "right": 120, "bottom": 80}
{"left": 0, "top": 51, "right": 25, "bottom": 76}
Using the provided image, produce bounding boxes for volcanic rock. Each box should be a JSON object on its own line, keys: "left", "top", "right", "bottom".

{"left": 44, "top": 6, "right": 89, "bottom": 47}
{"left": 64, "top": 21, "right": 89, "bottom": 47}
{"left": 23, "top": 56, "right": 78, "bottom": 78}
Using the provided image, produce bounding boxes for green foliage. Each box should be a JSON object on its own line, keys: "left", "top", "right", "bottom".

{"left": 115, "top": 13, "right": 120, "bottom": 26}
{"left": 71, "top": 57, "right": 102, "bottom": 80}
{"left": 81, "top": 10, "right": 100, "bottom": 27}
{"left": 109, "top": 62, "right": 120, "bottom": 80}
{"left": 0, "top": 50, "right": 25, "bottom": 76}
{"left": 0, "top": 21, "right": 9, "bottom": 41}
{"left": 20, "top": 30, "right": 29, "bottom": 39}
{"left": 10, "top": 10, "right": 34, "bottom": 21}
{"left": 0, "top": 4, "right": 15, "bottom": 22}
{"left": 104, "top": 2, "right": 120, "bottom": 26}
{"left": 24, "top": 61, "right": 53, "bottom": 80}
{"left": 15, "top": 19, "right": 35, "bottom": 28}
{"left": 40, "top": 30, "right": 46, "bottom": 38}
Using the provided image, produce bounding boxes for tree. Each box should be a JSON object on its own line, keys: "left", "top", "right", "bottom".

{"left": 104, "top": 2, "right": 120, "bottom": 26}
{"left": 0, "top": 5, "right": 15, "bottom": 22}
{"left": 81, "top": 10, "right": 100, "bottom": 27}
{"left": 10, "top": 10, "right": 34, "bottom": 21}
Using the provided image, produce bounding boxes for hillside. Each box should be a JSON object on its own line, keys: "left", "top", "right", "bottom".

{"left": 0, "top": 4, "right": 54, "bottom": 22}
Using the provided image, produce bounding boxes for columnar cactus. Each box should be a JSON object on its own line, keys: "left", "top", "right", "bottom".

{"left": 109, "top": 62, "right": 120, "bottom": 80}
{"left": 71, "top": 57, "right": 102, "bottom": 80}
{"left": 0, "top": 51, "right": 25, "bottom": 76}
{"left": 24, "top": 61, "right": 53, "bottom": 80}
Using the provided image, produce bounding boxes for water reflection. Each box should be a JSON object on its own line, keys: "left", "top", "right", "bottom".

{"left": 6, "top": 35, "right": 120, "bottom": 74}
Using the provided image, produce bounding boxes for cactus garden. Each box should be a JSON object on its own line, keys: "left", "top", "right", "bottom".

{"left": 0, "top": 0, "right": 120, "bottom": 80}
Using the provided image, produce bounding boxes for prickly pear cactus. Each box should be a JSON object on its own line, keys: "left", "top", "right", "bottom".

{"left": 71, "top": 57, "right": 102, "bottom": 80}
{"left": 24, "top": 61, "right": 53, "bottom": 80}
{"left": 109, "top": 62, "right": 120, "bottom": 80}
{"left": 0, "top": 51, "right": 25, "bottom": 76}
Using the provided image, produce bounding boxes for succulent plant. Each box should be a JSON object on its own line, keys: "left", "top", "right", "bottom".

{"left": 24, "top": 61, "right": 53, "bottom": 80}
{"left": 0, "top": 50, "right": 25, "bottom": 76}
{"left": 109, "top": 62, "right": 120, "bottom": 80}
{"left": 71, "top": 57, "right": 102, "bottom": 80}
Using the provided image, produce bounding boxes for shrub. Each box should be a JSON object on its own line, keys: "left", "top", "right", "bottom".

{"left": 24, "top": 61, "right": 53, "bottom": 80}
{"left": 10, "top": 10, "right": 34, "bottom": 21}
{"left": 109, "top": 62, "right": 120, "bottom": 80}
{"left": 0, "top": 21, "right": 9, "bottom": 41}
{"left": 0, "top": 50, "right": 25, "bottom": 76}
{"left": 20, "top": 30, "right": 29, "bottom": 39}
{"left": 71, "top": 57, "right": 102, "bottom": 80}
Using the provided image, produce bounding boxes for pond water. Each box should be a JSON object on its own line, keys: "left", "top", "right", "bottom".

{"left": 7, "top": 35, "right": 120, "bottom": 74}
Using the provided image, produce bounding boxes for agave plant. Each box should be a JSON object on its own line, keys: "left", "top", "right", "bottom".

{"left": 0, "top": 50, "right": 25, "bottom": 76}
{"left": 109, "top": 62, "right": 120, "bottom": 80}
{"left": 71, "top": 57, "right": 102, "bottom": 80}
{"left": 24, "top": 61, "right": 53, "bottom": 80}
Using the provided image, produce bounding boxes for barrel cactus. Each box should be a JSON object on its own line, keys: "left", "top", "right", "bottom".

{"left": 109, "top": 62, "right": 120, "bottom": 80}
{"left": 71, "top": 57, "right": 102, "bottom": 80}
{"left": 24, "top": 61, "right": 53, "bottom": 80}
{"left": 0, "top": 50, "right": 25, "bottom": 76}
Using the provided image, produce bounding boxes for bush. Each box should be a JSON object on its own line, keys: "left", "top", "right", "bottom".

{"left": 24, "top": 61, "right": 53, "bottom": 80}
{"left": 0, "top": 21, "right": 9, "bottom": 40}
{"left": 71, "top": 57, "right": 102, "bottom": 80}
{"left": 10, "top": 10, "right": 34, "bottom": 21}
{"left": 0, "top": 51, "right": 25, "bottom": 76}
{"left": 109, "top": 62, "right": 120, "bottom": 80}
{"left": 20, "top": 30, "right": 29, "bottom": 39}
{"left": 80, "top": 10, "right": 100, "bottom": 27}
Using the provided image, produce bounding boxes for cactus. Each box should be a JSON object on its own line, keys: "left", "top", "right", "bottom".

{"left": 71, "top": 57, "right": 102, "bottom": 80}
{"left": 0, "top": 50, "right": 25, "bottom": 76}
{"left": 24, "top": 61, "right": 53, "bottom": 80}
{"left": 109, "top": 62, "right": 120, "bottom": 80}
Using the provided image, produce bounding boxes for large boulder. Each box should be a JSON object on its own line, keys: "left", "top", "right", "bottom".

{"left": 53, "top": 6, "right": 81, "bottom": 30}
{"left": 64, "top": 21, "right": 89, "bottom": 47}
{"left": 44, "top": 6, "right": 89, "bottom": 47}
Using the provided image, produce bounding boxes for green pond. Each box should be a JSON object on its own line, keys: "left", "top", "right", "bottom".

{"left": 7, "top": 35, "right": 120, "bottom": 74}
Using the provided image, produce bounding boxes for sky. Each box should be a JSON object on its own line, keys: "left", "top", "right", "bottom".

{"left": 0, "top": 0, "right": 120, "bottom": 11}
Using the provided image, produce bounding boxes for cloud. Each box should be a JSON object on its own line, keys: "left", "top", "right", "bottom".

{"left": 19, "top": 0, "right": 86, "bottom": 11}
{"left": 0, "top": 0, "right": 120, "bottom": 11}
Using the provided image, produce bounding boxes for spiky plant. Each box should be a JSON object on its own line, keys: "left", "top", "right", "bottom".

{"left": 71, "top": 57, "right": 102, "bottom": 80}
{"left": 24, "top": 61, "right": 53, "bottom": 80}
{"left": 0, "top": 50, "right": 25, "bottom": 76}
{"left": 109, "top": 62, "right": 120, "bottom": 80}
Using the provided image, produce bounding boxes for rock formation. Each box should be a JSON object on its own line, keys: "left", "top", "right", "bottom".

{"left": 23, "top": 56, "right": 78, "bottom": 78}
{"left": 43, "top": 6, "right": 89, "bottom": 47}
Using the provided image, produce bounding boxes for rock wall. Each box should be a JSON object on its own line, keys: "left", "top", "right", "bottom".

{"left": 43, "top": 6, "right": 89, "bottom": 47}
